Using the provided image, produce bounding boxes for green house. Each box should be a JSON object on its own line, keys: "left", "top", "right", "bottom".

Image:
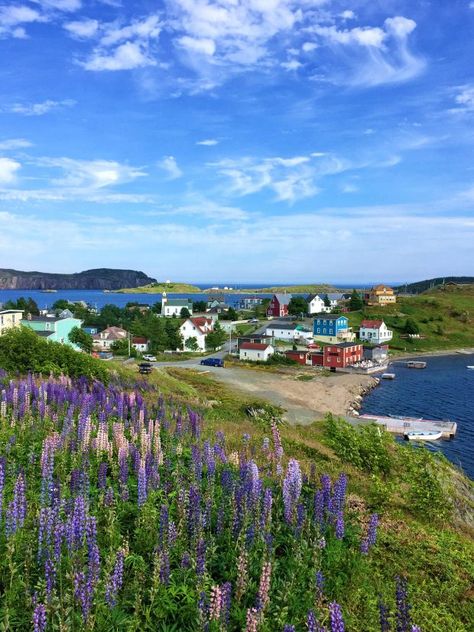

{"left": 21, "top": 315, "right": 83, "bottom": 350}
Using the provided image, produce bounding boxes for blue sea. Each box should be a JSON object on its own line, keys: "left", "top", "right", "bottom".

{"left": 361, "top": 354, "right": 474, "bottom": 479}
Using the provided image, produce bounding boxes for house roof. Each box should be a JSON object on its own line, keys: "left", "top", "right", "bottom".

{"left": 266, "top": 323, "right": 297, "bottom": 330}
{"left": 307, "top": 294, "right": 323, "bottom": 302}
{"left": 132, "top": 336, "right": 148, "bottom": 344}
{"left": 184, "top": 317, "right": 213, "bottom": 335}
{"left": 272, "top": 293, "right": 292, "bottom": 305}
{"left": 0, "top": 309, "right": 23, "bottom": 315}
{"left": 24, "top": 315, "right": 62, "bottom": 322}
{"left": 313, "top": 314, "right": 347, "bottom": 320}
{"left": 371, "top": 285, "right": 394, "bottom": 292}
{"left": 328, "top": 342, "right": 362, "bottom": 349}
{"left": 36, "top": 331, "right": 54, "bottom": 338}
{"left": 92, "top": 326, "right": 128, "bottom": 341}
{"left": 360, "top": 320, "right": 384, "bottom": 329}
{"left": 165, "top": 298, "right": 193, "bottom": 307}
{"left": 240, "top": 342, "right": 271, "bottom": 351}
{"left": 324, "top": 293, "right": 345, "bottom": 301}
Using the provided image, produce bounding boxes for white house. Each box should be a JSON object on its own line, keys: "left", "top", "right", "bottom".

{"left": 307, "top": 295, "right": 328, "bottom": 314}
{"left": 265, "top": 323, "right": 313, "bottom": 342}
{"left": 92, "top": 326, "right": 128, "bottom": 350}
{"left": 131, "top": 336, "right": 150, "bottom": 353}
{"left": 161, "top": 292, "right": 193, "bottom": 317}
{"left": 359, "top": 320, "right": 393, "bottom": 345}
{"left": 179, "top": 317, "right": 214, "bottom": 351}
{"left": 239, "top": 342, "right": 274, "bottom": 362}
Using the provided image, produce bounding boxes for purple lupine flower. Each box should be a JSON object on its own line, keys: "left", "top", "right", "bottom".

{"left": 320, "top": 474, "right": 331, "bottom": 513}
{"left": 283, "top": 626, "right": 295, "bottom": 632}
{"left": 86, "top": 516, "right": 100, "bottom": 587}
{"left": 314, "top": 489, "right": 324, "bottom": 527}
{"left": 329, "top": 602, "right": 345, "bottom": 632}
{"left": 105, "top": 549, "right": 125, "bottom": 607}
{"left": 104, "top": 487, "right": 114, "bottom": 506}
{"left": 32, "top": 603, "right": 47, "bottom": 632}
{"left": 198, "top": 590, "right": 208, "bottom": 624}
{"left": 6, "top": 471, "right": 27, "bottom": 536}
{"left": 307, "top": 610, "right": 318, "bottom": 632}
{"left": 335, "top": 510, "right": 344, "bottom": 540}
{"left": 0, "top": 457, "right": 5, "bottom": 524}
{"left": 315, "top": 570, "right": 324, "bottom": 600}
{"left": 283, "top": 459, "right": 302, "bottom": 523}
{"left": 220, "top": 582, "right": 232, "bottom": 628}
{"left": 296, "top": 502, "right": 305, "bottom": 535}
{"left": 45, "top": 556, "right": 56, "bottom": 600}
{"left": 196, "top": 538, "right": 206, "bottom": 577}
{"left": 331, "top": 474, "right": 347, "bottom": 514}
{"left": 71, "top": 495, "right": 86, "bottom": 551}
{"left": 181, "top": 551, "right": 191, "bottom": 569}
{"left": 396, "top": 576, "right": 412, "bottom": 632}
{"left": 160, "top": 550, "right": 170, "bottom": 585}
{"left": 98, "top": 462, "right": 108, "bottom": 490}
{"left": 159, "top": 504, "right": 169, "bottom": 546}
{"left": 261, "top": 488, "right": 272, "bottom": 528}
{"left": 137, "top": 459, "right": 147, "bottom": 506}
{"left": 411, "top": 627, "right": 421, "bottom": 632}
{"left": 378, "top": 600, "right": 390, "bottom": 632}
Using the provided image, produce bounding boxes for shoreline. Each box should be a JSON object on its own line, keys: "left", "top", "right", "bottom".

{"left": 388, "top": 347, "right": 474, "bottom": 362}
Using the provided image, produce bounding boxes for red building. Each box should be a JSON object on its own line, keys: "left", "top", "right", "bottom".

{"left": 323, "top": 342, "right": 363, "bottom": 370}
{"left": 266, "top": 293, "right": 291, "bottom": 318}
{"left": 284, "top": 350, "right": 324, "bottom": 366}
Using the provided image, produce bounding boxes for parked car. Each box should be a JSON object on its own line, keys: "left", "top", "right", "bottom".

{"left": 200, "top": 358, "right": 225, "bottom": 368}
{"left": 143, "top": 354, "right": 157, "bottom": 362}
{"left": 249, "top": 318, "right": 259, "bottom": 324}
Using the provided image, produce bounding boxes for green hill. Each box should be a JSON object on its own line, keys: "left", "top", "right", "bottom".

{"left": 115, "top": 281, "right": 201, "bottom": 293}
{"left": 396, "top": 277, "right": 474, "bottom": 294}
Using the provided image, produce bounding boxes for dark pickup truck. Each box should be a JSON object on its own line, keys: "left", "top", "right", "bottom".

{"left": 138, "top": 362, "right": 153, "bottom": 374}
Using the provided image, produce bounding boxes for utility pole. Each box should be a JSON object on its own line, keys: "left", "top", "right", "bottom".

{"left": 128, "top": 331, "right": 131, "bottom": 358}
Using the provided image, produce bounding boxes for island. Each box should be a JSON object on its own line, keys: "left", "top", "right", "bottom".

{"left": 0, "top": 268, "right": 156, "bottom": 290}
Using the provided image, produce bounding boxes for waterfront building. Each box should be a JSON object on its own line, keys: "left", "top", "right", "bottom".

{"left": 313, "top": 314, "right": 354, "bottom": 343}
{"left": 323, "top": 342, "right": 363, "bottom": 369}
{"left": 265, "top": 322, "right": 313, "bottom": 341}
{"left": 239, "top": 342, "right": 274, "bottom": 362}
{"left": 161, "top": 292, "right": 193, "bottom": 317}
{"left": 359, "top": 320, "right": 393, "bottom": 344}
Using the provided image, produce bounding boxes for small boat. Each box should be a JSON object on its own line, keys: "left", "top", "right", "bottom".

{"left": 40, "top": 289, "right": 57, "bottom": 293}
{"left": 381, "top": 373, "right": 396, "bottom": 379}
{"left": 406, "top": 360, "right": 427, "bottom": 369}
{"left": 405, "top": 431, "right": 442, "bottom": 441}
{"left": 467, "top": 366, "right": 474, "bottom": 370}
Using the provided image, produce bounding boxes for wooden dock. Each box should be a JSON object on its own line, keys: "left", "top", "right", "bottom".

{"left": 355, "top": 414, "right": 457, "bottom": 439}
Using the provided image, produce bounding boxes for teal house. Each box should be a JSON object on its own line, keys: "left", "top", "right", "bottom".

{"left": 21, "top": 315, "right": 83, "bottom": 349}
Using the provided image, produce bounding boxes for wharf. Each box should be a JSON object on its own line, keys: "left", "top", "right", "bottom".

{"left": 352, "top": 414, "right": 457, "bottom": 439}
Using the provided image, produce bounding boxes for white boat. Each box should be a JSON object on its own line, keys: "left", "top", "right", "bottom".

{"left": 467, "top": 366, "right": 474, "bottom": 370}
{"left": 381, "top": 373, "right": 396, "bottom": 379}
{"left": 405, "top": 431, "right": 443, "bottom": 441}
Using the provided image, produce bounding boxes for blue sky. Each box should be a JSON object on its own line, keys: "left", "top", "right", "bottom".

{"left": 0, "top": 0, "right": 473, "bottom": 283}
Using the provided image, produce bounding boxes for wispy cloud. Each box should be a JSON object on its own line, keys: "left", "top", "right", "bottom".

{"left": 0, "top": 138, "right": 32, "bottom": 150}
{"left": 36, "top": 156, "right": 146, "bottom": 188}
{"left": 0, "top": 4, "right": 46, "bottom": 39}
{"left": 63, "top": 18, "right": 99, "bottom": 39}
{"left": 310, "top": 16, "right": 426, "bottom": 87}
{"left": 2, "top": 99, "right": 76, "bottom": 116}
{"left": 450, "top": 83, "right": 474, "bottom": 113}
{"left": 196, "top": 139, "right": 219, "bottom": 146}
{"left": 158, "top": 156, "right": 182, "bottom": 180}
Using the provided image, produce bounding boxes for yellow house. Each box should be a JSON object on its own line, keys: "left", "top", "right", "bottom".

{"left": 367, "top": 285, "right": 396, "bottom": 306}
{"left": 0, "top": 309, "right": 24, "bottom": 335}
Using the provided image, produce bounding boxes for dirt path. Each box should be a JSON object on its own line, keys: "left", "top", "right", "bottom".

{"left": 197, "top": 366, "right": 377, "bottom": 425}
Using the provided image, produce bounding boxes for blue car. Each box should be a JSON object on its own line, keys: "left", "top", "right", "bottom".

{"left": 200, "top": 358, "right": 225, "bottom": 368}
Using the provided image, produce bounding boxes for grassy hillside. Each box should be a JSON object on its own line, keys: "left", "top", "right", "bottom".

{"left": 115, "top": 281, "right": 202, "bottom": 293}
{"left": 396, "top": 277, "right": 474, "bottom": 294}
{"left": 230, "top": 284, "right": 337, "bottom": 294}
{"left": 347, "top": 284, "right": 474, "bottom": 354}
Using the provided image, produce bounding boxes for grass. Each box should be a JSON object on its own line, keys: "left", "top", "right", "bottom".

{"left": 346, "top": 284, "right": 474, "bottom": 354}
{"left": 115, "top": 282, "right": 202, "bottom": 293}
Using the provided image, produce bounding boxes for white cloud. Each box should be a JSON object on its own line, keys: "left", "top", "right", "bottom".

{"left": 281, "top": 59, "right": 302, "bottom": 71}
{"left": 340, "top": 10, "right": 356, "bottom": 20}
{"left": 36, "top": 156, "right": 147, "bottom": 189}
{"left": 63, "top": 19, "right": 99, "bottom": 39}
{"left": 0, "top": 5, "right": 46, "bottom": 38}
{"left": 0, "top": 157, "right": 21, "bottom": 184}
{"left": 158, "top": 156, "right": 183, "bottom": 180}
{"left": 452, "top": 84, "right": 474, "bottom": 112}
{"left": 177, "top": 35, "right": 216, "bottom": 56}
{"left": 196, "top": 139, "right": 219, "bottom": 146}
{"left": 302, "top": 41, "right": 317, "bottom": 52}
{"left": 3, "top": 99, "right": 76, "bottom": 116}
{"left": 75, "top": 15, "right": 162, "bottom": 71}
{"left": 32, "top": 0, "right": 82, "bottom": 10}
{"left": 0, "top": 138, "right": 32, "bottom": 150}
{"left": 82, "top": 41, "right": 156, "bottom": 71}
{"left": 313, "top": 15, "right": 425, "bottom": 86}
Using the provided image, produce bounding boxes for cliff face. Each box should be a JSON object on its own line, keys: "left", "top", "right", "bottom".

{"left": 0, "top": 268, "right": 156, "bottom": 290}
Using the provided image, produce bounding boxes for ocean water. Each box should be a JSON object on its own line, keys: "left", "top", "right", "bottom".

{"left": 0, "top": 289, "right": 275, "bottom": 310}
{"left": 360, "top": 353, "right": 474, "bottom": 479}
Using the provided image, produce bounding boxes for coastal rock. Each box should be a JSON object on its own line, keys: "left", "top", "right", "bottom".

{"left": 0, "top": 268, "right": 156, "bottom": 290}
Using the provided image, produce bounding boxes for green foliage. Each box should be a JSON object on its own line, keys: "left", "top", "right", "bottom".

{"left": 184, "top": 337, "right": 199, "bottom": 352}
{"left": 3, "top": 296, "right": 39, "bottom": 315}
{"left": 324, "top": 415, "right": 393, "bottom": 475}
{"left": 205, "top": 323, "right": 227, "bottom": 350}
{"left": 180, "top": 307, "right": 191, "bottom": 319}
{"left": 349, "top": 289, "right": 364, "bottom": 311}
{"left": 68, "top": 326, "right": 93, "bottom": 353}
{"left": 288, "top": 296, "right": 308, "bottom": 316}
{"left": 0, "top": 326, "right": 108, "bottom": 381}
{"left": 404, "top": 318, "right": 420, "bottom": 335}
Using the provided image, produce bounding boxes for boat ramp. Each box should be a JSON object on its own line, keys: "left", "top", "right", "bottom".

{"left": 352, "top": 414, "right": 457, "bottom": 439}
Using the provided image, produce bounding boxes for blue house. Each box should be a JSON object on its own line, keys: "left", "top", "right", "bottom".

{"left": 313, "top": 314, "right": 354, "bottom": 343}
